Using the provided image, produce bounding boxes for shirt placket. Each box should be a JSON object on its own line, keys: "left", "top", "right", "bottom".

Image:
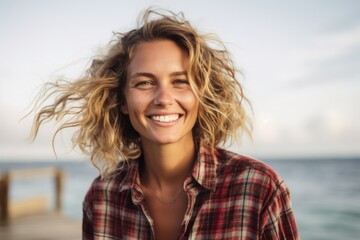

{"left": 177, "top": 177, "right": 200, "bottom": 239}
{"left": 131, "top": 184, "right": 156, "bottom": 240}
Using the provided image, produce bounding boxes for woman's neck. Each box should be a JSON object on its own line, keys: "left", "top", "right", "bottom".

{"left": 140, "top": 136, "right": 196, "bottom": 191}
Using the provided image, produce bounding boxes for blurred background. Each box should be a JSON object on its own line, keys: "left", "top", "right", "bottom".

{"left": 0, "top": 0, "right": 359, "bottom": 239}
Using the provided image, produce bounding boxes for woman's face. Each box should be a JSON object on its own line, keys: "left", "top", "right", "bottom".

{"left": 122, "top": 40, "right": 199, "bottom": 145}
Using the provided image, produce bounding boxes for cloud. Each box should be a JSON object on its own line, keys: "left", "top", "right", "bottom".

{"left": 232, "top": 104, "right": 360, "bottom": 159}
{"left": 303, "top": 110, "right": 352, "bottom": 141}
{"left": 282, "top": 23, "right": 360, "bottom": 88}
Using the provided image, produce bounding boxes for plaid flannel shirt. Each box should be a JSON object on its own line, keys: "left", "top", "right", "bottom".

{"left": 83, "top": 145, "right": 299, "bottom": 239}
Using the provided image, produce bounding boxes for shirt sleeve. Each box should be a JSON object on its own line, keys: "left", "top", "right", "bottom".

{"left": 82, "top": 185, "right": 94, "bottom": 240}
{"left": 260, "top": 181, "right": 299, "bottom": 240}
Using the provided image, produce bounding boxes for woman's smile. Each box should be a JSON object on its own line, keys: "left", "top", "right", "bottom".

{"left": 148, "top": 114, "right": 182, "bottom": 123}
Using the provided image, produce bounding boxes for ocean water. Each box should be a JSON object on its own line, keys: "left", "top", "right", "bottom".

{"left": 1, "top": 158, "right": 359, "bottom": 239}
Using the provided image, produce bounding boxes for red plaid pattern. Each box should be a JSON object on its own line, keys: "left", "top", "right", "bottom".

{"left": 83, "top": 145, "right": 299, "bottom": 239}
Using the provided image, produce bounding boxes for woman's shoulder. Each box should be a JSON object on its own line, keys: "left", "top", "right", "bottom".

{"left": 87, "top": 160, "right": 136, "bottom": 192}
{"left": 83, "top": 161, "right": 138, "bottom": 211}
{"left": 213, "top": 148, "right": 292, "bottom": 208}
{"left": 214, "top": 148, "right": 285, "bottom": 187}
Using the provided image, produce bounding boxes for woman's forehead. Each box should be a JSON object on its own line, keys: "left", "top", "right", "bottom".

{"left": 127, "top": 40, "right": 189, "bottom": 77}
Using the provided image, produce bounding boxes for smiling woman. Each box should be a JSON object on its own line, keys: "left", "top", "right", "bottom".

{"left": 29, "top": 8, "right": 299, "bottom": 240}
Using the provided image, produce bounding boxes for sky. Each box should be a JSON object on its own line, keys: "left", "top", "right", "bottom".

{"left": 0, "top": 0, "right": 359, "bottom": 161}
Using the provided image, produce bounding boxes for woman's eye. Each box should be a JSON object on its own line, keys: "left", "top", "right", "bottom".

{"left": 134, "top": 81, "right": 154, "bottom": 88}
{"left": 173, "top": 79, "right": 189, "bottom": 85}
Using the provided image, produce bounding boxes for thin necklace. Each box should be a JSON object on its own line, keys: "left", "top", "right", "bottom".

{"left": 152, "top": 190, "right": 185, "bottom": 205}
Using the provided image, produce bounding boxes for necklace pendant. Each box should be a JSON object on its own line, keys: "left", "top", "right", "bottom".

{"left": 170, "top": 200, "right": 176, "bottom": 204}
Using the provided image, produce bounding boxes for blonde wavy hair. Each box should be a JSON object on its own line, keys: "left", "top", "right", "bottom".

{"left": 30, "top": 9, "right": 252, "bottom": 175}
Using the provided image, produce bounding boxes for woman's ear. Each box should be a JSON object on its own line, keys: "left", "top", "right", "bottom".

{"left": 120, "top": 103, "right": 129, "bottom": 114}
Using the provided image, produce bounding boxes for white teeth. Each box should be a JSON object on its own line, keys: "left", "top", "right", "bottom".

{"left": 151, "top": 114, "right": 179, "bottom": 123}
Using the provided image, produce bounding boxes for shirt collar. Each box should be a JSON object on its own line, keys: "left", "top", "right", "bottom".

{"left": 190, "top": 144, "right": 218, "bottom": 192}
{"left": 118, "top": 158, "right": 142, "bottom": 192}
{"left": 117, "top": 142, "right": 218, "bottom": 194}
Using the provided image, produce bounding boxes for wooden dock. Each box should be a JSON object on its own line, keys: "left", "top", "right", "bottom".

{"left": 0, "top": 168, "right": 82, "bottom": 240}
{"left": 0, "top": 213, "right": 81, "bottom": 240}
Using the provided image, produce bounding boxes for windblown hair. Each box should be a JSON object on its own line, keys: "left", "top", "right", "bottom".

{"left": 30, "top": 9, "right": 252, "bottom": 176}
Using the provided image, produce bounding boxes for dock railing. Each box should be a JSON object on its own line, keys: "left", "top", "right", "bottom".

{"left": 0, "top": 167, "right": 65, "bottom": 225}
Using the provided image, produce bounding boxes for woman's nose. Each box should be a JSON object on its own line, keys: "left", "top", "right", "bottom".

{"left": 153, "top": 85, "right": 174, "bottom": 106}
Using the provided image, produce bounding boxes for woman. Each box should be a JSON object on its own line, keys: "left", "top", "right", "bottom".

{"left": 31, "top": 9, "right": 299, "bottom": 240}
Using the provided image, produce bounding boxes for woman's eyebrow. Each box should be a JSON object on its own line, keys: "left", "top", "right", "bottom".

{"left": 129, "top": 72, "right": 155, "bottom": 79}
{"left": 170, "top": 71, "right": 187, "bottom": 77}
{"left": 130, "top": 71, "right": 187, "bottom": 79}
